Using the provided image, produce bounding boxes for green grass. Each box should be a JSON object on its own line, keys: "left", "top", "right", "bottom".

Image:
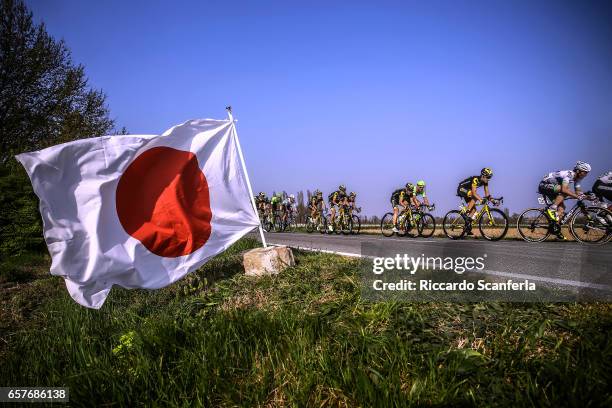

{"left": 0, "top": 238, "right": 611, "bottom": 407}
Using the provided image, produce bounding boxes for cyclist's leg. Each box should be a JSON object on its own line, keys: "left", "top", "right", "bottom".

{"left": 391, "top": 199, "right": 399, "bottom": 226}
{"left": 465, "top": 191, "right": 477, "bottom": 215}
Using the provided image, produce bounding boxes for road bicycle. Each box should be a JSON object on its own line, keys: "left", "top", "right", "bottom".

{"left": 257, "top": 208, "right": 274, "bottom": 232}
{"left": 305, "top": 209, "right": 328, "bottom": 234}
{"left": 348, "top": 206, "right": 361, "bottom": 235}
{"left": 269, "top": 208, "right": 284, "bottom": 232}
{"left": 328, "top": 204, "right": 353, "bottom": 235}
{"left": 281, "top": 207, "right": 298, "bottom": 232}
{"left": 443, "top": 197, "right": 508, "bottom": 241}
{"left": 381, "top": 205, "right": 423, "bottom": 238}
{"left": 412, "top": 203, "right": 436, "bottom": 238}
{"left": 517, "top": 193, "right": 612, "bottom": 244}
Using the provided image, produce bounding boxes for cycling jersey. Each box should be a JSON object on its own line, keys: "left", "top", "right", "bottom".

{"left": 592, "top": 171, "right": 612, "bottom": 202}
{"left": 458, "top": 176, "right": 487, "bottom": 191}
{"left": 255, "top": 196, "right": 269, "bottom": 205}
{"left": 328, "top": 190, "right": 347, "bottom": 204}
{"left": 309, "top": 196, "right": 323, "bottom": 209}
{"left": 282, "top": 199, "right": 295, "bottom": 212}
{"left": 541, "top": 170, "right": 577, "bottom": 186}
{"left": 270, "top": 196, "right": 282, "bottom": 209}
{"left": 391, "top": 188, "right": 413, "bottom": 204}
{"left": 596, "top": 171, "right": 612, "bottom": 184}
{"left": 413, "top": 185, "right": 427, "bottom": 197}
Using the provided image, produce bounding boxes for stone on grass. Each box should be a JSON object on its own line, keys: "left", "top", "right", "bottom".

{"left": 243, "top": 246, "right": 295, "bottom": 277}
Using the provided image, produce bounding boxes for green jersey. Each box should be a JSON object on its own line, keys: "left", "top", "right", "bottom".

{"left": 413, "top": 185, "right": 426, "bottom": 197}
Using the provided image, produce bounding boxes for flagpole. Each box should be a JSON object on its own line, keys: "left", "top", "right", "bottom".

{"left": 226, "top": 106, "right": 268, "bottom": 248}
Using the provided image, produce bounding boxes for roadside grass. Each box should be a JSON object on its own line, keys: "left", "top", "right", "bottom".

{"left": 0, "top": 238, "right": 611, "bottom": 406}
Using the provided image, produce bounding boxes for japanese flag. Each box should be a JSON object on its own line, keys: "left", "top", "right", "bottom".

{"left": 16, "top": 118, "right": 260, "bottom": 308}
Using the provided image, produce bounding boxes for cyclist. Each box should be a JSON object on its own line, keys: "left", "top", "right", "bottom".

{"left": 270, "top": 193, "right": 283, "bottom": 224}
{"left": 328, "top": 184, "right": 348, "bottom": 230}
{"left": 308, "top": 190, "right": 326, "bottom": 220}
{"left": 282, "top": 194, "right": 296, "bottom": 225}
{"left": 413, "top": 180, "right": 431, "bottom": 209}
{"left": 390, "top": 183, "right": 417, "bottom": 233}
{"left": 347, "top": 192, "right": 358, "bottom": 211}
{"left": 592, "top": 171, "right": 612, "bottom": 210}
{"left": 457, "top": 168, "right": 496, "bottom": 234}
{"left": 254, "top": 192, "right": 269, "bottom": 217}
{"left": 539, "top": 161, "right": 591, "bottom": 222}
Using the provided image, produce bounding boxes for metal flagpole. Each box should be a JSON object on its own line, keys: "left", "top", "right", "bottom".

{"left": 226, "top": 106, "right": 268, "bottom": 248}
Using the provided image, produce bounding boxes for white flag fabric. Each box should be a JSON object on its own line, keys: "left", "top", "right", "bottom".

{"left": 16, "top": 119, "right": 260, "bottom": 309}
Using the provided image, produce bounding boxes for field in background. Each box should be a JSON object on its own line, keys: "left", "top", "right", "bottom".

{"left": 1, "top": 238, "right": 611, "bottom": 406}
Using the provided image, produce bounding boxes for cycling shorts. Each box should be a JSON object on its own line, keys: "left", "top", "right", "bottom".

{"left": 457, "top": 187, "right": 474, "bottom": 202}
{"left": 593, "top": 180, "right": 612, "bottom": 202}
{"left": 538, "top": 182, "right": 561, "bottom": 202}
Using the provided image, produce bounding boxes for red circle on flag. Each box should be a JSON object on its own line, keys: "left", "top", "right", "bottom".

{"left": 116, "top": 146, "right": 212, "bottom": 257}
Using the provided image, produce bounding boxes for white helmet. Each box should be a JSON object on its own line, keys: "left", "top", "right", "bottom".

{"left": 574, "top": 161, "right": 591, "bottom": 172}
{"left": 289, "top": 194, "right": 295, "bottom": 199}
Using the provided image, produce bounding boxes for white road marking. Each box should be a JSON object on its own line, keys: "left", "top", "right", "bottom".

{"left": 274, "top": 244, "right": 611, "bottom": 291}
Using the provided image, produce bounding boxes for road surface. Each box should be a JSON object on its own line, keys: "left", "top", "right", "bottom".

{"left": 250, "top": 231, "right": 612, "bottom": 300}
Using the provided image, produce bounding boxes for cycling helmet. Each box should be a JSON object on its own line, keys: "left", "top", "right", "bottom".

{"left": 316, "top": 190, "right": 322, "bottom": 196}
{"left": 405, "top": 182, "right": 414, "bottom": 190}
{"left": 289, "top": 194, "right": 295, "bottom": 199}
{"left": 417, "top": 180, "right": 425, "bottom": 187}
{"left": 481, "top": 168, "right": 493, "bottom": 178}
{"left": 349, "top": 192, "right": 356, "bottom": 197}
{"left": 339, "top": 184, "right": 346, "bottom": 192}
{"left": 258, "top": 192, "right": 265, "bottom": 197}
{"left": 574, "top": 161, "right": 591, "bottom": 172}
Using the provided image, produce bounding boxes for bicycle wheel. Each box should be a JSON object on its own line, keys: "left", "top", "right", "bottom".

{"left": 263, "top": 216, "right": 273, "bottom": 232}
{"left": 418, "top": 213, "right": 436, "bottom": 238}
{"left": 403, "top": 217, "right": 419, "bottom": 238}
{"left": 443, "top": 210, "right": 467, "bottom": 240}
{"left": 305, "top": 216, "right": 315, "bottom": 233}
{"left": 351, "top": 215, "right": 361, "bottom": 234}
{"left": 318, "top": 216, "right": 328, "bottom": 234}
{"left": 479, "top": 208, "right": 509, "bottom": 241}
{"left": 517, "top": 208, "right": 550, "bottom": 242}
{"left": 381, "top": 213, "right": 395, "bottom": 237}
{"left": 341, "top": 215, "right": 353, "bottom": 235}
{"left": 569, "top": 206, "right": 612, "bottom": 244}
{"left": 273, "top": 216, "right": 283, "bottom": 232}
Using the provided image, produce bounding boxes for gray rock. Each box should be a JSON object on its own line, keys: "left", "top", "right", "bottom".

{"left": 243, "top": 246, "right": 295, "bottom": 276}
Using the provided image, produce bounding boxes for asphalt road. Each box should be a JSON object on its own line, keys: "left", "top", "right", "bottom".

{"left": 251, "top": 231, "right": 612, "bottom": 301}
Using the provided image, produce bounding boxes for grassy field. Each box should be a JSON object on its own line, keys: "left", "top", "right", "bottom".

{"left": 1, "top": 238, "right": 611, "bottom": 406}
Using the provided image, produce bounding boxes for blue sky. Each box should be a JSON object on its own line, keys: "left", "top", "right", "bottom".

{"left": 28, "top": 0, "right": 612, "bottom": 216}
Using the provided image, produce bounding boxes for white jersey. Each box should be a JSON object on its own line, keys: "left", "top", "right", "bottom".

{"left": 282, "top": 199, "right": 295, "bottom": 210}
{"left": 542, "top": 170, "right": 577, "bottom": 186}
{"left": 597, "top": 171, "right": 612, "bottom": 184}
